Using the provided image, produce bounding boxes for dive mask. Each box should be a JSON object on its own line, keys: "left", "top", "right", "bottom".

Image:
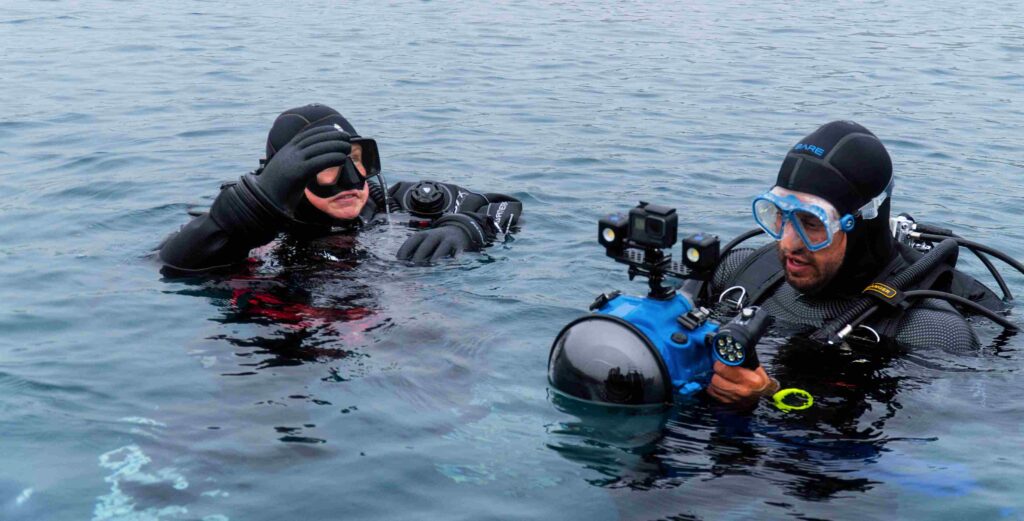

{"left": 752, "top": 178, "right": 893, "bottom": 251}
{"left": 306, "top": 136, "right": 382, "bottom": 198}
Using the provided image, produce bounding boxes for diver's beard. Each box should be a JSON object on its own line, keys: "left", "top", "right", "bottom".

{"left": 784, "top": 270, "right": 832, "bottom": 295}
{"left": 777, "top": 244, "right": 842, "bottom": 296}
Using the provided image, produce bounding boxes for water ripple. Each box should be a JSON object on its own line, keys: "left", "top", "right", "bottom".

{"left": 1, "top": 1, "right": 1023, "bottom": 520}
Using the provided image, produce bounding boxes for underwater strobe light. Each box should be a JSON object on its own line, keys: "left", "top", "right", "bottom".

{"left": 598, "top": 213, "right": 628, "bottom": 254}
{"left": 710, "top": 307, "right": 770, "bottom": 370}
{"left": 682, "top": 233, "right": 720, "bottom": 275}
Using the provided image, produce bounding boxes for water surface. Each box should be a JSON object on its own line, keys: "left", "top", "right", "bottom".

{"left": 2, "top": 1, "right": 1023, "bottom": 519}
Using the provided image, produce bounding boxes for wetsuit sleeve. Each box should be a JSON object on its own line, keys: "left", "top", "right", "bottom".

{"left": 391, "top": 181, "right": 523, "bottom": 246}
{"left": 892, "top": 298, "right": 980, "bottom": 353}
{"left": 158, "top": 181, "right": 280, "bottom": 272}
{"left": 476, "top": 194, "right": 523, "bottom": 235}
{"left": 438, "top": 190, "right": 522, "bottom": 247}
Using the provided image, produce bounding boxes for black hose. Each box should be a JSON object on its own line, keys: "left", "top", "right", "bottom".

{"left": 902, "top": 290, "right": 1018, "bottom": 331}
{"left": 692, "top": 228, "right": 765, "bottom": 305}
{"left": 719, "top": 228, "right": 765, "bottom": 260}
{"left": 917, "top": 233, "right": 1024, "bottom": 279}
{"left": 811, "top": 238, "right": 960, "bottom": 344}
{"left": 968, "top": 248, "right": 1013, "bottom": 300}
{"left": 846, "top": 289, "right": 1019, "bottom": 339}
{"left": 909, "top": 226, "right": 1012, "bottom": 300}
{"left": 369, "top": 178, "right": 400, "bottom": 213}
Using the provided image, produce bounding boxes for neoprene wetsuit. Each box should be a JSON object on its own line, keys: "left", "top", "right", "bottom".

{"left": 158, "top": 180, "right": 522, "bottom": 272}
{"left": 708, "top": 120, "right": 1009, "bottom": 354}
{"left": 709, "top": 243, "right": 993, "bottom": 353}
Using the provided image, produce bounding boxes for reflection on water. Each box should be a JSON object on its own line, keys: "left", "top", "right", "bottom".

{"left": 166, "top": 232, "right": 388, "bottom": 374}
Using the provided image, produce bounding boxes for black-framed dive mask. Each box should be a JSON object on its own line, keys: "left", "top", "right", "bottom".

{"left": 306, "top": 136, "right": 382, "bottom": 198}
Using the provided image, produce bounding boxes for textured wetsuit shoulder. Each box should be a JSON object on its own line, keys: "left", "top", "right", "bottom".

{"left": 893, "top": 298, "right": 980, "bottom": 353}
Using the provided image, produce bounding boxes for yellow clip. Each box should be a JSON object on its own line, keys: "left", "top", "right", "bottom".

{"left": 772, "top": 388, "right": 813, "bottom": 412}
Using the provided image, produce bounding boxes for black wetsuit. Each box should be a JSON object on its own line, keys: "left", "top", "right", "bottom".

{"left": 159, "top": 180, "right": 522, "bottom": 272}
{"left": 705, "top": 120, "right": 1007, "bottom": 354}
{"left": 708, "top": 243, "right": 987, "bottom": 353}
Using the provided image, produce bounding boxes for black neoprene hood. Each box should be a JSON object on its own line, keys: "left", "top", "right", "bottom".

{"left": 265, "top": 104, "right": 358, "bottom": 160}
{"left": 775, "top": 120, "right": 892, "bottom": 216}
{"left": 774, "top": 120, "right": 898, "bottom": 295}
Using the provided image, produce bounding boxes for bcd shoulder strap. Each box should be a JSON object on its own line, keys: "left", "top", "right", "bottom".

{"left": 720, "top": 242, "right": 786, "bottom": 308}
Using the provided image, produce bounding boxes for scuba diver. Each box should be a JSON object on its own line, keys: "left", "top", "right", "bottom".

{"left": 545, "top": 121, "right": 1020, "bottom": 510}
{"left": 549, "top": 120, "right": 1018, "bottom": 408}
{"left": 158, "top": 103, "right": 522, "bottom": 271}
{"left": 704, "top": 120, "right": 1004, "bottom": 404}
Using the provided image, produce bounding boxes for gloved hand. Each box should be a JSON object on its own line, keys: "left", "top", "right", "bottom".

{"left": 397, "top": 224, "right": 473, "bottom": 263}
{"left": 247, "top": 125, "right": 351, "bottom": 218}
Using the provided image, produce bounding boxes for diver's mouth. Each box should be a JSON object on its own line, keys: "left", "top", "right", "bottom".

{"left": 330, "top": 191, "right": 361, "bottom": 202}
{"left": 785, "top": 255, "right": 814, "bottom": 275}
{"left": 786, "top": 255, "right": 810, "bottom": 266}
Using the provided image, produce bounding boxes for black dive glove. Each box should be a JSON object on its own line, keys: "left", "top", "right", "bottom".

{"left": 209, "top": 125, "right": 352, "bottom": 236}
{"left": 248, "top": 125, "right": 352, "bottom": 218}
{"left": 397, "top": 225, "right": 472, "bottom": 263}
{"left": 397, "top": 213, "right": 490, "bottom": 263}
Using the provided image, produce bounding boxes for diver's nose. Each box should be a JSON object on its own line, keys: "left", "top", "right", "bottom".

{"left": 778, "top": 220, "right": 804, "bottom": 254}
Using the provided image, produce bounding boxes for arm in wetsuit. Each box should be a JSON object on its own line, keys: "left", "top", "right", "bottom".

{"left": 160, "top": 176, "right": 523, "bottom": 270}
{"left": 159, "top": 126, "right": 353, "bottom": 273}
{"left": 892, "top": 298, "right": 980, "bottom": 353}
{"left": 391, "top": 181, "right": 523, "bottom": 262}
{"left": 157, "top": 189, "right": 279, "bottom": 272}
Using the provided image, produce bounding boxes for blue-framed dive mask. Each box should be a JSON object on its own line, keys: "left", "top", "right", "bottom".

{"left": 751, "top": 178, "right": 893, "bottom": 252}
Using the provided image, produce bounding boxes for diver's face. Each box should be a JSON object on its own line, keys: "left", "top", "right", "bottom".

{"left": 774, "top": 191, "right": 847, "bottom": 294}
{"left": 304, "top": 143, "right": 370, "bottom": 221}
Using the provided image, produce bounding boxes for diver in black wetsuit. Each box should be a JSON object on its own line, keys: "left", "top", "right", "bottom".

{"left": 159, "top": 104, "right": 522, "bottom": 272}
{"left": 706, "top": 120, "right": 1002, "bottom": 404}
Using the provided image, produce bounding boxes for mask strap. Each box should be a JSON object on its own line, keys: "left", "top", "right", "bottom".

{"left": 854, "top": 176, "right": 894, "bottom": 220}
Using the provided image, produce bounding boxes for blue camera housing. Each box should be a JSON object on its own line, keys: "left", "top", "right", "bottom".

{"left": 594, "top": 292, "right": 720, "bottom": 396}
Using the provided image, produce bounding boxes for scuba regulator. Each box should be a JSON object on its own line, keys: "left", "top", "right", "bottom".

{"left": 548, "top": 202, "right": 772, "bottom": 406}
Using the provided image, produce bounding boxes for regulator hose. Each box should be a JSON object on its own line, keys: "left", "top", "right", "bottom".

{"left": 915, "top": 233, "right": 1024, "bottom": 281}
{"left": 967, "top": 247, "right": 1012, "bottom": 301}
{"left": 811, "top": 238, "right": 960, "bottom": 345}
{"left": 901, "top": 290, "right": 1018, "bottom": 331}
{"left": 911, "top": 225, "right": 1012, "bottom": 300}
{"left": 368, "top": 177, "right": 400, "bottom": 215}
{"left": 842, "top": 289, "right": 1018, "bottom": 335}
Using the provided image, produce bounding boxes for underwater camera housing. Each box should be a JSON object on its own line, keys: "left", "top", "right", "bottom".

{"left": 549, "top": 202, "right": 770, "bottom": 406}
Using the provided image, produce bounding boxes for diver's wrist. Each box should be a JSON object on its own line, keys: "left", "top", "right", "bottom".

{"left": 433, "top": 213, "right": 487, "bottom": 247}
{"left": 757, "top": 375, "right": 781, "bottom": 397}
{"left": 209, "top": 176, "right": 287, "bottom": 236}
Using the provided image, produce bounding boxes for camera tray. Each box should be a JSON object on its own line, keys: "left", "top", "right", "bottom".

{"left": 611, "top": 247, "right": 693, "bottom": 300}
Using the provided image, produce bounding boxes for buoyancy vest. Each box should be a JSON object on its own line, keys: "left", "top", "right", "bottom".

{"left": 716, "top": 241, "right": 1003, "bottom": 338}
